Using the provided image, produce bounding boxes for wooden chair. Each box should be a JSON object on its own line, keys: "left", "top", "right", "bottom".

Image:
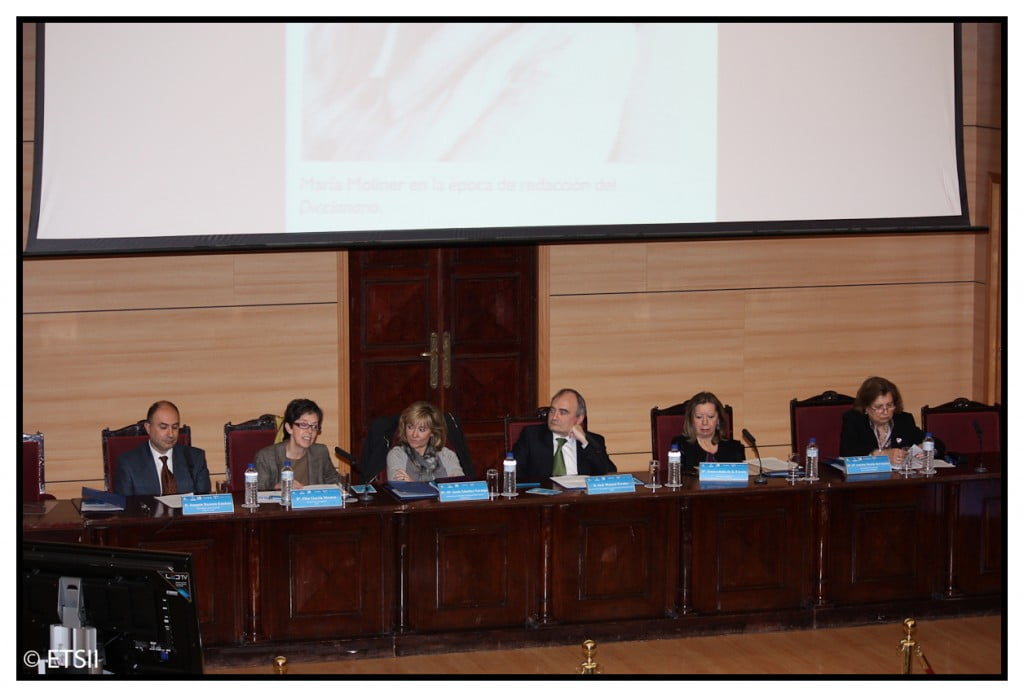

{"left": 921, "top": 397, "right": 1002, "bottom": 456}
{"left": 22, "top": 432, "right": 55, "bottom": 502}
{"left": 102, "top": 421, "right": 192, "bottom": 492}
{"left": 650, "top": 401, "right": 733, "bottom": 461}
{"left": 504, "top": 407, "right": 550, "bottom": 455}
{"left": 789, "top": 390, "right": 854, "bottom": 460}
{"left": 222, "top": 414, "right": 280, "bottom": 493}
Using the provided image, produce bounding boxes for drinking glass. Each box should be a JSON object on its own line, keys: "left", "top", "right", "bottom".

{"left": 787, "top": 452, "right": 801, "bottom": 484}
{"left": 486, "top": 469, "right": 499, "bottom": 500}
{"left": 899, "top": 448, "right": 914, "bottom": 476}
{"left": 645, "top": 459, "right": 661, "bottom": 489}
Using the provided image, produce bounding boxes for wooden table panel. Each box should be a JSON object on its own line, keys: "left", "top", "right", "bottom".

{"left": 405, "top": 505, "right": 536, "bottom": 632}
{"left": 553, "top": 498, "right": 671, "bottom": 622}
{"left": 259, "top": 509, "right": 392, "bottom": 641}
{"left": 21, "top": 462, "right": 1002, "bottom": 655}
{"left": 691, "top": 489, "right": 811, "bottom": 613}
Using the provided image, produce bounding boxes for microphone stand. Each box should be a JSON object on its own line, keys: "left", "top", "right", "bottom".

{"left": 743, "top": 429, "right": 767, "bottom": 485}
{"left": 973, "top": 420, "right": 988, "bottom": 473}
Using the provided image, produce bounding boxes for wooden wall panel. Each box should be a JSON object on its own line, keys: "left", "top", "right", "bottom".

{"left": 22, "top": 142, "right": 33, "bottom": 249}
{"left": 961, "top": 23, "right": 1002, "bottom": 130}
{"left": 21, "top": 23, "right": 35, "bottom": 140}
{"left": 549, "top": 237, "right": 979, "bottom": 472}
{"left": 548, "top": 242, "right": 648, "bottom": 296}
{"left": 549, "top": 291, "right": 744, "bottom": 454}
{"left": 24, "top": 303, "right": 339, "bottom": 498}
{"left": 23, "top": 252, "right": 338, "bottom": 313}
{"left": 742, "top": 283, "right": 975, "bottom": 446}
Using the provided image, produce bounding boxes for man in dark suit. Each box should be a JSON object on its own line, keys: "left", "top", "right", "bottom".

{"left": 114, "top": 400, "right": 211, "bottom": 496}
{"left": 512, "top": 388, "right": 615, "bottom": 482}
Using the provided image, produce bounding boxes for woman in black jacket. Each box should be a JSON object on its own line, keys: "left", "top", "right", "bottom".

{"left": 840, "top": 376, "right": 944, "bottom": 462}
{"left": 670, "top": 391, "right": 745, "bottom": 470}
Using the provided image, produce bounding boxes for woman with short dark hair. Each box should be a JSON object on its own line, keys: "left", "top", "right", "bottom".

{"left": 255, "top": 398, "right": 339, "bottom": 490}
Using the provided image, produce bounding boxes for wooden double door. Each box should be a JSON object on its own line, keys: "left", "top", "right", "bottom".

{"left": 349, "top": 245, "right": 538, "bottom": 472}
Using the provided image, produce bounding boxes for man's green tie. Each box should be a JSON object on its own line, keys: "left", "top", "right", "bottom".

{"left": 552, "top": 437, "right": 567, "bottom": 476}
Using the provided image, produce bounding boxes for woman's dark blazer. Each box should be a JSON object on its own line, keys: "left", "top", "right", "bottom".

{"left": 670, "top": 435, "right": 746, "bottom": 471}
{"left": 839, "top": 409, "right": 944, "bottom": 459}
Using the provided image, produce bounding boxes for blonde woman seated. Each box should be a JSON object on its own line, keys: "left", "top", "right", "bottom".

{"left": 386, "top": 401, "right": 465, "bottom": 482}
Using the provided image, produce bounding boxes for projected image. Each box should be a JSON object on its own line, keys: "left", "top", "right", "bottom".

{"left": 288, "top": 22, "right": 717, "bottom": 233}
{"left": 302, "top": 23, "right": 688, "bottom": 163}
{"left": 27, "top": 21, "right": 965, "bottom": 253}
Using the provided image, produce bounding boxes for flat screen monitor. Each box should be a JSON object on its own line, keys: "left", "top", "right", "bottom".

{"left": 19, "top": 540, "right": 204, "bottom": 676}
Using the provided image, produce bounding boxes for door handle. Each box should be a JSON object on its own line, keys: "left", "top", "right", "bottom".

{"left": 442, "top": 331, "right": 452, "bottom": 389}
{"left": 421, "top": 332, "right": 439, "bottom": 389}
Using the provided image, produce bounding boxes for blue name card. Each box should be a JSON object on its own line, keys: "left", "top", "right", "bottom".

{"left": 840, "top": 455, "right": 892, "bottom": 475}
{"left": 698, "top": 462, "right": 749, "bottom": 482}
{"left": 291, "top": 487, "right": 344, "bottom": 509}
{"left": 585, "top": 473, "right": 637, "bottom": 495}
{"left": 699, "top": 480, "right": 749, "bottom": 490}
{"left": 182, "top": 494, "right": 234, "bottom": 515}
{"left": 437, "top": 481, "right": 490, "bottom": 502}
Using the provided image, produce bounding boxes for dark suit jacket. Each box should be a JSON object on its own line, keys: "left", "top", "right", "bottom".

{"left": 670, "top": 436, "right": 746, "bottom": 471}
{"left": 512, "top": 424, "right": 615, "bottom": 481}
{"left": 839, "top": 409, "right": 945, "bottom": 459}
{"left": 114, "top": 441, "right": 211, "bottom": 496}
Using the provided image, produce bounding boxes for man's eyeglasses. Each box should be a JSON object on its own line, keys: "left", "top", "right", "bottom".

{"left": 292, "top": 422, "right": 321, "bottom": 432}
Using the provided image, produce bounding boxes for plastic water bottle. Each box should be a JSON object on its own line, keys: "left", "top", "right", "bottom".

{"left": 805, "top": 438, "right": 819, "bottom": 482}
{"left": 243, "top": 462, "right": 259, "bottom": 509}
{"left": 502, "top": 452, "right": 518, "bottom": 498}
{"left": 280, "top": 459, "right": 293, "bottom": 508}
{"left": 922, "top": 433, "right": 936, "bottom": 475}
{"left": 667, "top": 443, "right": 682, "bottom": 488}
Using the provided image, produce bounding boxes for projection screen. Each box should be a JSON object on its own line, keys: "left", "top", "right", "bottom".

{"left": 24, "top": 21, "right": 969, "bottom": 255}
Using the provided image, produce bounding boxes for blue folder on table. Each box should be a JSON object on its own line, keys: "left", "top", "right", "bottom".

{"left": 384, "top": 481, "right": 439, "bottom": 501}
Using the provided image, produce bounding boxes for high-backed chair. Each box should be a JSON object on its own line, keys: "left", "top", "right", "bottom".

{"left": 22, "top": 432, "right": 55, "bottom": 503}
{"left": 223, "top": 414, "right": 280, "bottom": 493}
{"left": 102, "top": 421, "right": 191, "bottom": 492}
{"left": 921, "top": 397, "right": 1002, "bottom": 457}
{"left": 650, "top": 401, "right": 733, "bottom": 461}
{"left": 789, "top": 390, "right": 854, "bottom": 460}
{"left": 351, "top": 411, "right": 473, "bottom": 484}
{"left": 504, "top": 407, "right": 550, "bottom": 455}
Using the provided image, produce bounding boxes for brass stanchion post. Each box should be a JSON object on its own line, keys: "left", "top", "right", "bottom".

{"left": 899, "top": 618, "right": 935, "bottom": 675}
{"left": 578, "top": 639, "right": 600, "bottom": 675}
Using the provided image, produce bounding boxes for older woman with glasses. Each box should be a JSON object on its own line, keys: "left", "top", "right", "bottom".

{"left": 256, "top": 397, "right": 339, "bottom": 490}
{"left": 840, "top": 377, "right": 943, "bottom": 463}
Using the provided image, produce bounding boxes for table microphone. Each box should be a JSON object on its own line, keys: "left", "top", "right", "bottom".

{"left": 743, "top": 428, "right": 767, "bottom": 485}
{"left": 973, "top": 419, "right": 988, "bottom": 473}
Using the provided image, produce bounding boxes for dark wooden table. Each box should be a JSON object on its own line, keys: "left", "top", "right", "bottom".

{"left": 22, "top": 459, "right": 1002, "bottom": 664}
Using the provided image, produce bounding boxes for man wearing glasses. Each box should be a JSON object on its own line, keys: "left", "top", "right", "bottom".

{"left": 839, "top": 377, "right": 944, "bottom": 463}
{"left": 115, "top": 400, "right": 212, "bottom": 496}
{"left": 255, "top": 398, "right": 339, "bottom": 490}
